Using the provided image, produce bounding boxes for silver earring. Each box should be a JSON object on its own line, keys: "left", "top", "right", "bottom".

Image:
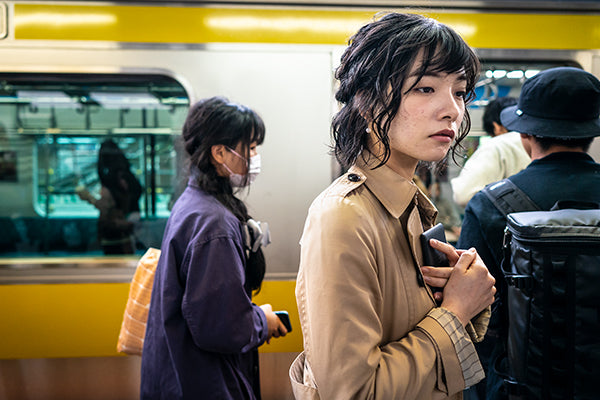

{"left": 366, "top": 127, "right": 371, "bottom": 133}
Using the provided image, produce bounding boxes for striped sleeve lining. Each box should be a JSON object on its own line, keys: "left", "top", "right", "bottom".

{"left": 428, "top": 307, "right": 485, "bottom": 388}
{"left": 467, "top": 307, "right": 491, "bottom": 343}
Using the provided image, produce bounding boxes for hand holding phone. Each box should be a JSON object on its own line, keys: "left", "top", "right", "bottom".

{"left": 275, "top": 311, "right": 292, "bottom": 333}
{"left": 420, "top": 223, "right": 450, "bottom": 268}
{"left": 420, "top": 223, "right": 451, "bottom": 299}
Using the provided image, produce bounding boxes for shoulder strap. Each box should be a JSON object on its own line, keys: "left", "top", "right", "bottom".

{"left": 481, "top": 179, "right": 541, "bottom": 217}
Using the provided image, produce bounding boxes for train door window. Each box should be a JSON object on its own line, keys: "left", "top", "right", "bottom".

{"left": 458, "top": 60, "right": 581, "bottom": 161}
{"left": 0, "top": 73, "right": 189, "bottom": 257}
{"left": 471, "top": 60, "right": 580, "bottom": 134}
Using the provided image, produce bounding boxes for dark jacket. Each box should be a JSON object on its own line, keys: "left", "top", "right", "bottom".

{"left": 457, "top": 151, "right": 600, "bottom": 400}
{"left": 459, "top": 152, "right": 600, "bottom": 286}
{"left": 140, "top": 179, "right": 267, "bottom": 400}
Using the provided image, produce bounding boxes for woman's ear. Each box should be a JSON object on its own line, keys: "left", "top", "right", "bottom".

{"left": 211, "top": 144, "right": 227, "bottom": 165}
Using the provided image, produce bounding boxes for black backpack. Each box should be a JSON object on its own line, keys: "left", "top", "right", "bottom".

{"left": 483, "top": 179, "right": 600, "bottom": 400}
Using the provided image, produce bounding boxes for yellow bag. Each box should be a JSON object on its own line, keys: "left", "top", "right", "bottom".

{"left": 117, "top": 247, "right": 161, "bottom": 356}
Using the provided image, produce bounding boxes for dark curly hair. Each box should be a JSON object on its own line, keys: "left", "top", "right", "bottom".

{"left": 181, "top": 96, "right": 266, "bottom": 293}
{"left": 333, "top": 12, "right": 480, "bottom": 169}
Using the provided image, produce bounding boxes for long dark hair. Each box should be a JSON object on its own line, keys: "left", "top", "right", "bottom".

{"left": 97, "top": 139, "right": 142, "bottom": 214}
{"left": 333, "top": 12, "right": 480, "bottom": 169}
{"left": 181, "top": 96, "right": 266, "bottom": 293}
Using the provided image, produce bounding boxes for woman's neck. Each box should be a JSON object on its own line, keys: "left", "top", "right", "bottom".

{"left": 367, "top": 138, "right": 418, "bottom": 180}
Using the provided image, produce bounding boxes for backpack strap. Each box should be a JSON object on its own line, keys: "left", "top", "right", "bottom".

{"left": 482, "top": 178, "right": 542, "bottom": 393}
{"left": 481, "top": 179, "right": 541, "bottom": 216}
{"left": 483, "top": 179, "right": 541, "bottom": 283}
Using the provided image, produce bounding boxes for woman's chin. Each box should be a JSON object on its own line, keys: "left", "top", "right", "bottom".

{"left": 422, "top": 150, "right": 449, "bottom": 163}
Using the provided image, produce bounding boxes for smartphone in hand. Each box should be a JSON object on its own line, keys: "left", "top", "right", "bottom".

{"left": 274, "top": 311, "right": 292, "bottom": 333}
{"left": 419, "top": 223, "right": 450, "bottom": 297}
{"left": 420, "top": 223, "right": 450, "bottom": 268}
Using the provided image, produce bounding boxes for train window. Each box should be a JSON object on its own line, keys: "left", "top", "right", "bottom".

{"left": 454, "top": 60, "right": 582, "bottom": 159}
{"left": 0, "top": 73, "right": 189, "bottom": 257}
{"left": 471, "top": 60, "right": 581, "bottom": 135}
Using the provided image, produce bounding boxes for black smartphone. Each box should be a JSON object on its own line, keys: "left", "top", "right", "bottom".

{"left": 420, "top": 223, "right": 450, "bottom": 268}
{"left": 275, "top": 311, "right": 292, "bottom": 333}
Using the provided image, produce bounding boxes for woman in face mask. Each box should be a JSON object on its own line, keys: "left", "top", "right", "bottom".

{"left": 141, "top": 96, "right": 287, "bottom": 400}
{"left": 219, "top": 143, "right": 262, "bottom": 188}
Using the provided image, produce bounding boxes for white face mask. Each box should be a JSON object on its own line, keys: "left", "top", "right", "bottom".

{"left": 247, "top": 153, "right": 261, "bottom": 184}
{"left": 223, "top": 148, "right": 261, "bottom": 187}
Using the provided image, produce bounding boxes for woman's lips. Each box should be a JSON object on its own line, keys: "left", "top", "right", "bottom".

{"left": 430, "top": 129, "right": 455, "bottom": 142}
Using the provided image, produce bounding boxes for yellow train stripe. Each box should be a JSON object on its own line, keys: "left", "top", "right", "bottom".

{"left": 252, "top": 280, "right": 301, "bottom": 354}
{"left": 13, "top": 4, "right": 600, "bottom": 49}
{"left": 0, "top": 280, "right": 300, "bottom": 359}
{"left": 0, "top": 283, "right": 131, "bottom": 359}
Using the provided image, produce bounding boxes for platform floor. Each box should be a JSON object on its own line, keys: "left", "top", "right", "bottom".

{"left": 0, "top": 352, "right": 299, "bottom": 400}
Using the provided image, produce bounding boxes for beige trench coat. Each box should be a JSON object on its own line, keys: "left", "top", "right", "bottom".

{"left": 290, "top": 161, "right": 487, "bottom": 400}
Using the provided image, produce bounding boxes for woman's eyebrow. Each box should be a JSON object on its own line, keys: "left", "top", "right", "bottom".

{"left": 408, "top": 70, "right": 439, "bottom": 78}
{"left": 409, "top": 70, "right": 467, "bottom": 80}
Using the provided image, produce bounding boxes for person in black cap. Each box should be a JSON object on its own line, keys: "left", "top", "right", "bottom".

{"left": 457, "top": 66, "right": 600, "bottom": 400}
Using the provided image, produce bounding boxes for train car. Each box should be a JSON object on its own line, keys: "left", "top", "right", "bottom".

{"left": 0, "top": 1, "right": 599, "bottom": 399}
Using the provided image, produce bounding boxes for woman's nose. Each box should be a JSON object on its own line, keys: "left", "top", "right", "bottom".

{"left": 439, "top": 91, "right": 462, "bottom": 121}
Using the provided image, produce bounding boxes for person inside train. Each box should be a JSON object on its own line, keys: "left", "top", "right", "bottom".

{"left": 457, "top": 66, "right": 600, "bottom": 400}
{"left": 290, "top": 12, "right": 496, "bottom": 400}
{"left": 451, "top": 96, "right": 530, "bottom": 207}
{"left": 76, "top": 138, "right": 142, "bottom": 254}
{"left": 140, "top": 96, "right": 288, "bottom": 400}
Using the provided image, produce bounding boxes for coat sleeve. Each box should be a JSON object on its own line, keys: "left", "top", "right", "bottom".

{"left": 297, "top": 197, "right": 468, "bottom": 400}
{"left": 180, "top": 236, "right": 268, "bottom": 354}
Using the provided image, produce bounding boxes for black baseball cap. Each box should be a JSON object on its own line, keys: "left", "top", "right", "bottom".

{"left": 500, "top": 66, "right": 600, "bottom": 138}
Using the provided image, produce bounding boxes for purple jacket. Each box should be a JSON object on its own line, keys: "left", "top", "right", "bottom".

{"left": 141, "top": 179, "right": 268, "bottom": 399}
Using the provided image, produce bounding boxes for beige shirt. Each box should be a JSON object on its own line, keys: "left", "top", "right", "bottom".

{"left": 451, "top": 131, "right": 531, "bottom": 207}
{"left": 291, "top": 160, "right": 488, "bottom": 400}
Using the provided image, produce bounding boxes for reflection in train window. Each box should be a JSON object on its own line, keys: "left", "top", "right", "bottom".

{"left": 0, "top": 73, "right": 189, "bottom": 257}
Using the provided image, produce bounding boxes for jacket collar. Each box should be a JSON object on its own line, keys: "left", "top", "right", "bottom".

{"left": 533, "top": 151, "right": 596, "bottom": 165}
{"left": 350, "top": 156, "right": 437, "bottom": 224}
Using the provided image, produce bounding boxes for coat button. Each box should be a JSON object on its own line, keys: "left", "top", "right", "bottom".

{"left": 348, "top": 173, "right": 361, "bottom": 182}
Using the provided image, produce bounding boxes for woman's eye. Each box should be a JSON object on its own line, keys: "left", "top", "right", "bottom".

{"left": 416, "top": 87, "right": 434, "bottom": 93}
{"left": 456, "top": 90, "right": 467, "bottom": 98}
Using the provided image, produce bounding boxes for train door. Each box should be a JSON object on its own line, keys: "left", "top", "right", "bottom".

{"left": 0, "top": 72, "right": 189, "bottom": 256}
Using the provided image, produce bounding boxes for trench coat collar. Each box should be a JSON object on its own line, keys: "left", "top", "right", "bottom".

{"left": 351, "top": 157, "right": 437, "bottom": 225}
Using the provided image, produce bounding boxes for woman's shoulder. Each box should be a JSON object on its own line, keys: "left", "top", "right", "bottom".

{"left": 168, "top": 188, "right": 242, "bottom": 240}
{"left": 307, "top": 172, "right": 380, "bottom": 234}
{"left": 310, "top": 171, "right": 368, "bottom": 209}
